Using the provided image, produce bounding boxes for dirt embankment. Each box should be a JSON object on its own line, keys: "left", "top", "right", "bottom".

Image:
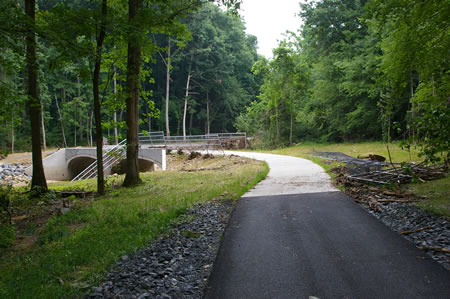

{"left": 0, "top": 149, "right": 58, "bottom": 166}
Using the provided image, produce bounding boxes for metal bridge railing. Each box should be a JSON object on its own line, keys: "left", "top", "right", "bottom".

{"left": 71, "top": 131, "right": 245, "bottom": 181}
{"left": 71, "top": 139, "right": 127, "bottom": 181}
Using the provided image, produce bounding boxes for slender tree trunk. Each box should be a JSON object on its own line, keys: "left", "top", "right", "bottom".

{"left": 146, "top": 101, "right": 151, "bottom": 132}
{"left": 113, "top": 66, "right": 118, "bottom": 144}
{"left": 26, "top": 0, "right": 47, "bottom": 191}
{"left": 0, "top": 65, "right": 5, "bottom": 82}
{"left": 89, "top": 111, "right": 93, "bottom": 147}
{"left": 74, "top": 125, "right": 77, "bottom": 146}
{"left": 11, "top": 121, "right": 14, "bottom": 154}
{"left": 55, "top": 94, "right": 67, "bottom": 147}
{"left": 410, "top": 72, "right": 415, "bottom": 141}
{"left": 189, "top": 112, "right": 193, "bottom": 135}
{"left": 77, "top": 75, "right": 84, "bottom": 143}
{"left": 92, "top": 0, "right": 107, "bottom": 195}
{"left": 289, "top": 112, "right": 293, "bottom": 145}
{"left": 182, "top": 71, "right": 191, "bottom": 139}
{"left": 206, "top": 92, "right": 210, "bottom": 134}
{"left": 40, "top": 100, "right": 46, "bottom": 151}
{"left": 123, "top": 0, "right": 142, "bottom": 187}
{"left": 164, "top": 38, "right": 171, "bottom": 136}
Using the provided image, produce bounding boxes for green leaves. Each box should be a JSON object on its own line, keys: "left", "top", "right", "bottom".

{"left": 367, "top": 0, "right": 449, "bottom": 162}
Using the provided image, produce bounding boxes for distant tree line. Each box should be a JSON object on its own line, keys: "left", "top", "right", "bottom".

{"left": 236, "top": 0, "right": 448, "bottom": 163}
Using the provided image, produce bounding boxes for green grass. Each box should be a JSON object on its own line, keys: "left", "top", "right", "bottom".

{"left": 264, "top": 142, "right": 448, "bottom": 217}
{"left": 405, "top": 176, "right": 450, "bottom": 218}
{"left": 0, "top": 157, "right": 268, "bottom": 298}
{"left": 268, "top": 141, "right": 423, "bottom": 163}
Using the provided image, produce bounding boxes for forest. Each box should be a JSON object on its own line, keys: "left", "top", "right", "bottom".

{"left": 0, "top": 0, "right": 255, "bottom": 150}
{"left": 0, "top": 0, "right": 448, "bottom": 181}
{"left": 236, "top": 0, "right": 449, "bottom": 164}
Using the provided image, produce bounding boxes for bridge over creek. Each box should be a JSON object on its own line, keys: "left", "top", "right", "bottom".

{"left": 25, "top": 132, "right": 247, "bottom": 181}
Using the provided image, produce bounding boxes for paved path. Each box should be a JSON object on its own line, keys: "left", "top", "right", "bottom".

{"left": 205, "top": 152, "right": 450, "bottom": 299}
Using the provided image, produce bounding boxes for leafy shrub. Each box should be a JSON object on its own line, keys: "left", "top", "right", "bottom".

{"left": 0, "top": 224, "right": 15, "bottom": 248}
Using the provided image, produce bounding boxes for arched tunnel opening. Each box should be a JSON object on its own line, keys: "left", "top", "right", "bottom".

{"left": 68, "top": 156, "right": 96, "bottom": 180}
{"left": 68, "top": 157, "right": 155, "bottom": 180}
{"left": 111, "top": 159, "right": 155, "bottom": 175}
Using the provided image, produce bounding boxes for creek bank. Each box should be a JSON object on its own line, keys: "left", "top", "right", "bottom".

{"left": 88, "top": 200, "right": 234, "bottom": 298}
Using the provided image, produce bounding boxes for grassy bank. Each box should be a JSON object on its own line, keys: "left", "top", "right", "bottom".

{"left": 0, "top": 155, "right": 268, "bottom": 298}
{"left": 264, "top": 142, "right": 448, "bottom": 217}
{"left": 405, "top": 177, "right": 450, "bottom": 218}
{"left": 269, "top": 141, "right": 422, "bottom": 163}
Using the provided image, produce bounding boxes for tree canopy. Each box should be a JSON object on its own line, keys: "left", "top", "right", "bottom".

{"left": 236, "top": 0, "right": 448, "bottom": 162}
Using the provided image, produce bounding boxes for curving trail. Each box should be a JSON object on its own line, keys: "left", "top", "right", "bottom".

{"left": 225, "top": 151, "right": 338, "bottom": 197}
{"left": 205, "top": 151, "right": 450, "bottom": 299}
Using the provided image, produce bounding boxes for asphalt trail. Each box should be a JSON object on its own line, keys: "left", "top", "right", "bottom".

{"left": 205, "top": 153, "right": 450, "bottom": 299}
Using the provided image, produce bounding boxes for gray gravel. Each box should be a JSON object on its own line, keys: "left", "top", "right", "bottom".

{"left": 0, "top": 163, "right": 30, "bottom": 185}
{"left": 362, "top": 201, "right": 450, "bottom": 269}
{"left": 88, "top": 200, "right": 234, "bottom": 298}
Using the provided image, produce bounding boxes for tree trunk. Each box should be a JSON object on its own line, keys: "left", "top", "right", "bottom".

{"left": 165, "top": 38, "right": 171, "bottom": 136}
{"left": 289, "top": 112, "right": 293, "bottom": 145}
{"left": 123, "top": 0, "right": 142, "bottom": 187}
{"left": 77, "top": 75, "right": 83, "bottom": 143}
{"left": 410, "top": 72, "right": 415, "bottom": 141}
{"left": 89, "top": 111, "right": 93, "bottom": 147}
{"left": 276, "top": 105, "right": 280, "bottom": 144}
{"left": 55, "top": 94, "right": 67, "bottom": 147}
{"left": 182, "top": 71, "right": 191, "bottom": 139}
{"left": 113, "top": 66, "right": 118, "bottom": 144}
{"left": 92, "top": 0, "right": 107, "bottom": 195}
{"left": 146, "top": 103, "right": 151, "bottom": 132}
{"left": 26, "top": 0, "right": 47, "bottom": 191}
{"left": 10, "top": 121, "right": 14, "bottom": 154}
{"left": 189, "top": 112, "right": 193, "bottom": 135}
{"left": 206, "top": 92, "right": 210, "bottom": 134}
{"left": 40, "top": 100, "right": 46, "bottom": 151}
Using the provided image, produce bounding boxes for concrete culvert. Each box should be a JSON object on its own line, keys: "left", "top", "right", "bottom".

{"left": 111, "top": 159, "right": 155, "bottom": 175}
{"left": 68, "top": 156, "right": 96, "bottom": 180}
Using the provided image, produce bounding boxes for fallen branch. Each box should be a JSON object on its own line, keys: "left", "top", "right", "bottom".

{"left": 181, "top": 166, "right": 225, "bottom": 172}
{"left": 368, "top": 197, "right": 381, "bottom": 212}
{"left": 400, "top": 226, "right": 430, "bottom": 235}
{"left": 377, "top": 199, "right": 420, "bottom": 203}
{"left": 417, "top": 246, "right": 450, "bottom": 254}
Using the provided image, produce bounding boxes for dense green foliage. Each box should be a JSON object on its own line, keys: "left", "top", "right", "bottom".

{"left": 0, "top": 1, "right": 257, "bottom": 153}
{"left": 1, "top": 0, "right": 448, "bottom": 163}
{"left": 236, "top": 0, "right": 448, "bottom": 162}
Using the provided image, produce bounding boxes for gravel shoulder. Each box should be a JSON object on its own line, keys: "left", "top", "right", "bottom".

{"left": 88, "top": 200, "right": 235, "bottom": 298}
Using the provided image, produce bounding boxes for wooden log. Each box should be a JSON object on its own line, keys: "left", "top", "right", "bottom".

{"left": 377, "top": 199, "right": 419, "bottom": 203}
{"left": 417, "top": 246, "right": 450, "bottom": 254}
{"left": 400, "top": 226, "right": 430, "bottom": 235}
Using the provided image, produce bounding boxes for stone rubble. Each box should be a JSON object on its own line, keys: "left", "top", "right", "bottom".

{"left": 0, "top": 163, "right": 31, "bottom": 186}
{"left": 362, "top": 201, "right": 450, "bottom": 270}
{"left": 88, "top": 200, "right": 234, "bottom": 298}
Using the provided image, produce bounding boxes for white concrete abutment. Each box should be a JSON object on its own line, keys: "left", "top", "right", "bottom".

{"left": 25, "top": 146, "right": 166, "bottom": 181}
